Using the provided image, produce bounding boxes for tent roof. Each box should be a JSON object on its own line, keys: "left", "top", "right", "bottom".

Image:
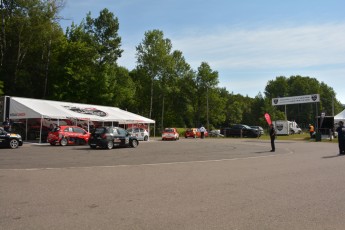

{"left": 9, "top": 97, "right": 155, "bottom": 124}
{"left": 334, "top": 109, "right": 345, "bottom": 121}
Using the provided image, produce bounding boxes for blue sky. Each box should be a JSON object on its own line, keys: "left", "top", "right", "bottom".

{"left": 60, "top": 0, "right": 345, "bottom": 105}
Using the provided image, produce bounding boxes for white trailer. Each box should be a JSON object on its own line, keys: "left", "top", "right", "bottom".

{"left": 273, "top": 120, "right": 302, "bottom": 135}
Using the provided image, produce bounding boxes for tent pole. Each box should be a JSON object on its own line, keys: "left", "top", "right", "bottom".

{"left": 39, "top": 116, "right": 43, "bottom": 144}
{"left": 25, "top": 118, "right": 28, "bottom": 141}
{"left": 148, "top": 123, "right": 150, "bottom": 141}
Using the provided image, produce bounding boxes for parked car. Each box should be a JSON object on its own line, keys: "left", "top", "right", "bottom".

{"left": 221, "top": 124, "right": 260, "bottom": 138}
{"left": 185, "top": 128, "right": 209, "bottom": 138}
{"left": 88, "top": 127, "right": 139, "bottom": 149}
{"left": 0, "top": 127, "right": 23, "bottom": 149}
{"left": 162, "top": 128, "right": 179, "bottom": 141}
{"left": 208, "top": 129, "right": 224, "bottom": 137}
{"left": 127, "top": 127, "right": 149, "bottom": 141}
{"left": 47, "top": 126, "right": 90, "bottom": 146}
{"left": 250, "top": 126, "right": 264, "bottom": 136}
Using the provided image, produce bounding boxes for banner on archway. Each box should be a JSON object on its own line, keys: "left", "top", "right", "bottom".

{"left": 272, "top": 94, "right": 320, "bottom": 106}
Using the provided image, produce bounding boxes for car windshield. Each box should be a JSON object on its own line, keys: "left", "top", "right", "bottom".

{"left": 94, "top": 127, "right": 107, "bottom": 134}
{"left": 117, "top": 128, "right": 127, "bottom": 136}
{"left": 165, "top": 128, "right": 174, "bottom": 132}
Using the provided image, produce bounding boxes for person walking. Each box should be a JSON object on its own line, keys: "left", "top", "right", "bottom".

{"left": 336, "top": 121, "right": 345, "bottom": 155}
{"left": 269, "top": 124, "right": 276, "bottom": 152}
{"left": 199, "top": 125, "right": 206, "bottom": 139}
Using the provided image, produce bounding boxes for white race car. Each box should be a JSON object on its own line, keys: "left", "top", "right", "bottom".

{"left": 127, "top": 128, "right": 149, "bottom": 141}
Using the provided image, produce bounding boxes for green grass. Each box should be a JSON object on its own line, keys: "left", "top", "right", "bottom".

{"left": 257, "top": 132, "right": 337, "bottom": 143}
{"left": 160, "top": 128, "right": 338, "bottom": 144}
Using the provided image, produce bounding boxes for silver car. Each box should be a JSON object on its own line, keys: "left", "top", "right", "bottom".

{"left": 250, "top": 126, "right": 264, "bottom": 136}
{"left": 127, "top": 128, "right": 149, "bottom": 141}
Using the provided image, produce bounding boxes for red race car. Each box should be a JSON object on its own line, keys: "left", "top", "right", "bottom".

{"left": 47, "top": 126, "right": 90, "bottom": 146}
{"left": 185, "top": 128, "right": 208, "bottom": 138}
{"left": 162, "top": 128, "right": 179, "bottom": 141}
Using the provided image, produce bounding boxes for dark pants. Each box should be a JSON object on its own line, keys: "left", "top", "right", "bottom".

{"left": 201, "top": 132, "right": 204, "bottom": 139}
{"left": 270, "top": 137, "right": 275, "bottom": 151}
{"left": 339, "top": 139, "right": 345, "bottom": 154}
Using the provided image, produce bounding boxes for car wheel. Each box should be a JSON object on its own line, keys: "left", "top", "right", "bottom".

{"left": 60, "top": 138, "right": 68, "bottom": 146}
{"left": 106, "top": 141, "right": 113, "bottom": 150}
{"left": 9, "top": 139, "right": 19, "bottom": 149}
{"left": 90, "top": 145, "right": 96, "bottom": 149}
{"left": 131, "top": 139, "right": 138, "bottom": 148}
{"left": 144, "top": 136, "right": 148, "bottom": 141}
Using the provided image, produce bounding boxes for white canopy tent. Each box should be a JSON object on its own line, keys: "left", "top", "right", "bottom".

{"left": 8, "top": 96, "right": 155, "bottom": 142}
{"left": 334, "top": 109, "right": 345, "bottom": 124}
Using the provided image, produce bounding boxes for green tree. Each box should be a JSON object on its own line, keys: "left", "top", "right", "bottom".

{"left": 265, "top": 75, "right": 343, "bottom": 128}
{"left": 0, "top": 81, "right": 4, "bottom": 95}
{"left": 162, "top": 50, "right": 193, "bottom": 127}
{"left": 0, "top": 0, "right": 65, "bottom": 98}
{"left": 84, "top": 8, "right": 122, "bottom": 65}
{"left": 136, "top": 29, "right": 172, "bottom": 123}
{"left": 52, "top": 8, "right": 127, "bottom": 105}
{"left": 196, "top": 62, "right": 219, "bottom": 129}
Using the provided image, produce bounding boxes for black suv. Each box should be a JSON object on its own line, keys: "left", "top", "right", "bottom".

{"left": 221, "top": 124, "right": 260, "bottom": 138}
{"left": 88, "top": 127, "right": 139, "bottom": 149}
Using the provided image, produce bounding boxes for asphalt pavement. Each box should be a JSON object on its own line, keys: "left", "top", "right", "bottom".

{"left": 1, "top": 138, "right": 344, "bottom": 230}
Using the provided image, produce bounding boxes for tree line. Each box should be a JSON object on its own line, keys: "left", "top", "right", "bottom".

{"left": 0, "top": 0, "right": 343, "bottom": 131}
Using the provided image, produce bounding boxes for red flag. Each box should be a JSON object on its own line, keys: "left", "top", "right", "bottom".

{"left": 264, "top": 113, "right": 272, "bottom": 125}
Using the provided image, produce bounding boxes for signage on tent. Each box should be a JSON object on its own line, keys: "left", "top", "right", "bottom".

{"left": 62, "top": 106, "right": 108, "bottom": 117}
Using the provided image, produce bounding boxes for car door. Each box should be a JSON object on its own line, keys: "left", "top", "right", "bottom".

{"left": 111, "top": 128, "right": 122, "bottom": 146}
{"left": 73, "top": 127, "right": 89, "bottom": 143}
{"left": 133, "top": 128, "right": 142, "bottom": 140}
{"left": 117, "top": 128, "right": 130, "bottom": 146}
{"left": 139, "top": 128, "right": 146, "bottom": 140}
{"left": 0, "top": 129, "right": 8, "bottom": 147}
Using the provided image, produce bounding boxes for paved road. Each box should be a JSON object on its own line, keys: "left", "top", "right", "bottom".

{"left": 0, "top": 138, "right": 344, "bottom": 229}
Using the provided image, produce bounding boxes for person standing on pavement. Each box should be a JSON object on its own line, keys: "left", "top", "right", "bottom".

{"left": 269, "top": 124, "right": 276, "bottom": 152}
{"left": 2, "top": 118, "right": 11, "bottom": 132}
{"left": 336, "top": 121, "right": 345, "bottom": 155}
{"left": 309, "top": 124, "right": 315, "bottom": 138}
{"left": 199, "top": 125, "right": 206, "bottom": 139}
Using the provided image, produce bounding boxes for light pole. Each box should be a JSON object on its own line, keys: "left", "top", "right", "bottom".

{"left": 206, "top": 86, "right": 209, "bottom": 131}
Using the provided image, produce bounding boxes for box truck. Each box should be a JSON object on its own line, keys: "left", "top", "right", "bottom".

{"left": 273, "top": 120, "right": 302, "bottom": 135}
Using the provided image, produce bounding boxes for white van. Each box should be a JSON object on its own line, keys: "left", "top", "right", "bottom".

{"left": 273, "top": 120, "right": 302, "bottom": 135}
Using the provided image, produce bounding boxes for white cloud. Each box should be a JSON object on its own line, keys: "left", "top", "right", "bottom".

{"left": 117, "top": 23, "right": 345, "bottom": 103}
{"left": 171, "top": 23, "right": 345, "bottom": 70}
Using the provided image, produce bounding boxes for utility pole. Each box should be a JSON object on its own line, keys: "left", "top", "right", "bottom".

{"left": 206, "top": 86, "right": 209, "bottom": 131}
